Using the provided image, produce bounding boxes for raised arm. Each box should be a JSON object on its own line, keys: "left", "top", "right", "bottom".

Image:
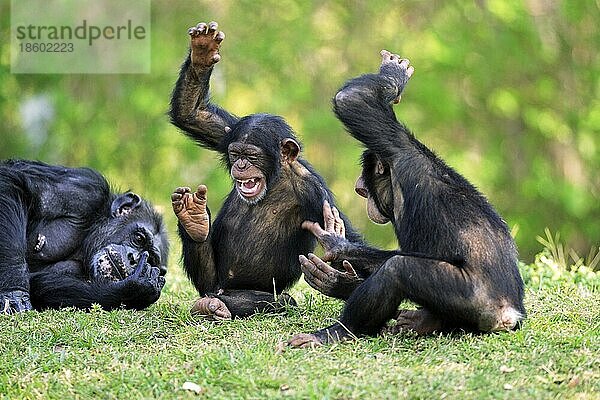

{"left": 332, "top": 50, "right": 416, "bottom": 160}
{"left": 169, "top": 21, "right": 238, "bottom": 152}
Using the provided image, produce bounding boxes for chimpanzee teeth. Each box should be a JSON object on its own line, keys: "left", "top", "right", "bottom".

{"left": 236, "top": 178, "right": 257, "bottom": 184}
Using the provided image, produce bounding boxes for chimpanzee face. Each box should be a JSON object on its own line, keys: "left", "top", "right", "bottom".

{"left": 228, "top": 142, "right": 269, "bottom": 204}
{"left": 357, "top": 151, "right": 394, "bottom": 224}
{"left": 86, "top": 194, "right": 168, "bottom": 281}
{"left": 225, "top": 114, "right": 300, "bottom": 205}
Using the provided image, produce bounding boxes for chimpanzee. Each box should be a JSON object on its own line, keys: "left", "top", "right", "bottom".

{"left": 169, "top": 21, "right": 362, "bottom": 318}
{"left": 288, "top": 51, "right": 526, "bottom": 347}
{"left": 0, "top": 160, "right": 168, "bottom": 313}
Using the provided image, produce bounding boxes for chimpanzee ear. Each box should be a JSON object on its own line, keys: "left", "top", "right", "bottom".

{"left": 111, "top": 192, "right": 142, "bottom": 217}
{"left": 280, "top": 138, "right": 300, "bottom": 164}
{"left": 376, "top": 160, "right": 386, "bottom": 175}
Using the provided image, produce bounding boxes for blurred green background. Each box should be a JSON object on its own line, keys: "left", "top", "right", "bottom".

{"left": 1, "top": 0, "right": 598, "bottom": 262}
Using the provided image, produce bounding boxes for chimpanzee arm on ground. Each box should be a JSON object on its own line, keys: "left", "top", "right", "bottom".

{"left": 29, "top": 258, "right": 165, "bottom": 311}
{"left": 169, "top": 22, "right": 238, "bottom": 152}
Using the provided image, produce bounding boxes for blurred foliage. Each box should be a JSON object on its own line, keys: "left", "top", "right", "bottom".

{"left": 0, "top": 0, "right": 598, "bottom": 261}
{"left": 520, "top": 250, "right": 599, "bottom": 290}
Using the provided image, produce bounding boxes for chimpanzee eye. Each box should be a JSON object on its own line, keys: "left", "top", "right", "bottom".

{"left": 133, "top": 231, "right": 146, "bottom": 246}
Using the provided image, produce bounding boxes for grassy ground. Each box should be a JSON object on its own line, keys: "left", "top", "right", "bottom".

{"left": 0, "top": 266, "right": 598, "bottom": 399}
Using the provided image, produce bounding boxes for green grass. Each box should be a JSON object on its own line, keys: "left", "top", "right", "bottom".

{"left": 1, "top": 268, "right": 598, "bottom": 399}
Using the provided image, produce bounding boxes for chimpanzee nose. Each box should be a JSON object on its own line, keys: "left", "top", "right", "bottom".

{"left": 237, "top": 159, "right": 249, "bottom": 170}
{"left": 127, "top": 252, "right": 136, "bottom": 266}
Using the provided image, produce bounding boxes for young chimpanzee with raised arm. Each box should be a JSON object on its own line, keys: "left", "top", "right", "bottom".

{"left": 0, "top": 160, "right": 168, "bottom": 313}
{"left": 288, "top": 51, "right": 526, "bottom": 347}
{"left": 169, "top": 21, "right": 362, "bottom": 319}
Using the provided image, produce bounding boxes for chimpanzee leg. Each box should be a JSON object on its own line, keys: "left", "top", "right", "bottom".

{"left": 292, "top": 255, "right": 522, "bottom": 346}
{"left": 0, "top": 181, "right": 32, "bottom": 313}
{"left": 337, "top": 256, "right": 481, "bottom": 338}
{"left": 191, "top": 289, "right": 296, "bottom": 319}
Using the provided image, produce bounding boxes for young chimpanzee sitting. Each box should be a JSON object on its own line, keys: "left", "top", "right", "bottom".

{"left": 0, "top": 160, "right": 168, "bottom": 313}
{"left": 288, "top": 51, "right": 526, "bottom": 347}
{"left": 169, "top": 21, "right": 363, "bottom": 319}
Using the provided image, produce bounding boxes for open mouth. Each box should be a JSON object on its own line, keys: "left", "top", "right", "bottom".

{"left": 235, "top": 177, "right": 264, "bottom": 198}
{"left": 95, "top": 247, "right": 129, "bottom": 281}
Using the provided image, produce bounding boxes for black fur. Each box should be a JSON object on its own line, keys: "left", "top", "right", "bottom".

{"left": 169, "top": 25, "right": 363, "bottom": 317}
{"left": 304, "top": 56, "right": 526, "bottom": 343}
{"left": 0, "top": 160, "right": 168, "bottom": 313}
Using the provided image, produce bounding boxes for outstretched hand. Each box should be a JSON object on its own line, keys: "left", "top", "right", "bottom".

{"left": 301, "top": 201, "right": 347, "bottom": 262}
{"left": 299, "top": 253, "right": 362, "bottom": 300}
{"left": 172, "top": 185, "right": 210, "bottom": 242}
{"left": 299, "top": 201, "right": 363, "bottom": 299}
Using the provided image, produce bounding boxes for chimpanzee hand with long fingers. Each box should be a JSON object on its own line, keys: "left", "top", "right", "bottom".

{"left": 299, "top": 253, "right": 362, "bottom": 300}
{"left": 301, "top": 201, "right": 348, "bottom": 262}
{"left": 172, "top": 185, "right": 210, "bottom": 242}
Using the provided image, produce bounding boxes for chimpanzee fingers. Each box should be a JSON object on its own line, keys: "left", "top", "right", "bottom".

{"left": 342, "top": 260, "right": 358, "bottom": 277}
{"left": 303, "top": 274, "right": 325, "bottom": 292}
{"left": 322, "top": 201, "right": 336, "bottom": 233}
{"left": 174, "top": 186, "right": 192, "bottom": 195}
{"left": 149, "top": 265, "right": 160, "bottom": 280}
{"left": 194, "top": 185, "right": 208, "bottom": 204}
{"left": 157, "top": 276, "right": 166, "bottom": 290}
{"left": 132, "top": 251, "right": 149, "bottom": 277}
{"left": 307, "top": 253, "right": 338, "bottom": 279}
{"left": 215, "top": 31, "right": 225, "bottom": 43}
{"left": 331, "top": 206, "right": 345, "bottom": 238}
{"left": 207, "top": 21, "right": 218, "bottom": 35}
{"left": 299, "top": 254, "right": 328, "bottom": 281}
{"left": 380, "top": 49, "right": 392, "bottom": 60}
{"left": 195, "top": 22, "right": 208, "bottom": 34}
{"left": 301, "top": 220, "right": 328, "bottom": 238}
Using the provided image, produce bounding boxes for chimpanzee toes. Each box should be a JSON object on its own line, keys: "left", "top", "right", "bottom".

{"left": 0, "top": 290, "right": 33, "bottom": 314}
{"left": 215, "top": 31, "right": 225, "bottom": 43}
{"left": 391, "top": 309, "right": 444, "bottom": 336}
{"left": 277, "top": 292, "right": 297, "bottom": 307}
{"left": 287, "top": 333, "right": 323, "bottom": 348}
{"left": 190, "top": 296, "right": 232, "bottom": 319}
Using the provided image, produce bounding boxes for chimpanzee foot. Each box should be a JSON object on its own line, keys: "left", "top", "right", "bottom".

{"left": 172, "top": 185, "right": 210, "bottom": 242}
{"left": 0, "top": 290, "right": 33, "bottom": 314}
{"left": 190, "top": 296, "right": 232, "bottom": 320}
{"left": 188, "top": 21, "right": 225, "bottom": 70}
{"left": 288, "top": 322, "right": 355, "bottom": 348}
{"left": 287, "top": 333, "right": 323, "bottom": 348}
{"left": 378, "top": 50, "right": 414, "bottom": 103}
{"left": 385, "top": 309, "right": 445, "bottom": 336}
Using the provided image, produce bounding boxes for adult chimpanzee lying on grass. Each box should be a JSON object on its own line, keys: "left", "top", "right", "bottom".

{"left": 169, "top": 21, "right": 363, "bottom": 319}
{"left": 0, "top": 160, "right": 168, "bottom": 313}
{"left": 288, "top": 51, "right": 526, "bottom": 347}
